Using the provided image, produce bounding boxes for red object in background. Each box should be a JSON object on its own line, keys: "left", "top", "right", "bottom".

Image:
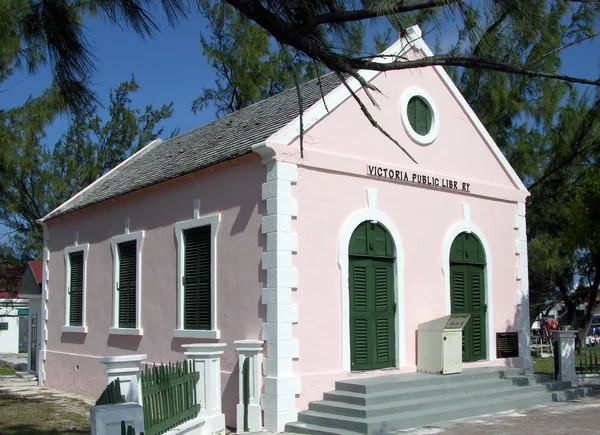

{"left": 545, "top": 319, "right": 560, "bottom": 337}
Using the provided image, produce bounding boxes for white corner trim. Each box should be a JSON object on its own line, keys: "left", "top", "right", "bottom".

{"left": 109, "top": 327, "right": 144, "bottom": 336}
{"left": 61, "top": 325, "right": 88, "bottom": 334}
{"left": 338, "top": 208, "right": 406, "bottom": 371}
{"left": 63, "top": 243, "right": 90, "bottom": 329}
{"left": 174, "top": 214, "right": 221, "bottom": 332}
{"left": 400, "top": 86, "right": 440, "bottom": 145}
{"left": 173, "top": 329, "right": 220, "bottom": 339}
{"left": 40, "top": 138, "right": 163, "bottom": 222}
{"left": 39, "top": 223, "right": 49, "bottom": 385}
{"left": 410, "top": 37, "right": 528, "bottom": 192}
{"left": 110, "top": 231, "right": 145, "bottom": 330}
{"left": 441, "top": 220, "right": 495, "bottom": 360}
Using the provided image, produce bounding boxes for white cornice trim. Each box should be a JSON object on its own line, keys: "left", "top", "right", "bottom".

{"left": 39, "top": 139, "right": 163, "bottom": 223}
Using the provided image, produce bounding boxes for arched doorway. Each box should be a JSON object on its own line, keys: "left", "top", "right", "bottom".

{"left": 450, "top": 232, "right": 487, "bottom": 362}
{"left": 349, "top": 221, "right": 396, "bottom": 370}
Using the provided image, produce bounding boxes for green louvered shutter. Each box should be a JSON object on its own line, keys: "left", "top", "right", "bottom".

{"left": 184, "top": 226, "right": 211, "bottom": 330}
{"left": 350, "top": 260, "right": 370, "bottom": 370}
{"left": 69, "top": 251, "right": 84, "bottom": 326}
{"left": 450, "top": 265, "right": 468, "bottom": 359}
{"left": 407, "top": 96, "right": 432, "bottom": 135}
{"left": 469, "top": 265, "right": 486, "bottom": 360}
{"left": 118, "top": 241, "right": 137, "bottom": 328}
{"left": 373, "top": 261, "right": 395, "bottom": 368}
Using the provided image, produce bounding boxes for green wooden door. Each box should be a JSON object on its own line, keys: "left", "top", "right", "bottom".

{"left": 349, "top": 222, "right": 396, "bottom": 371}
{"left": 450, "top": 233, "right": 487, "bottom": 362}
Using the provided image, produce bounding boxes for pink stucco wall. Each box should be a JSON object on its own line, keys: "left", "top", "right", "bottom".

{"left": 270, "top": 63, "right": 528, "bottom": 410}
{"left": 44, "top": 154, "right": 266, "bottom": 423}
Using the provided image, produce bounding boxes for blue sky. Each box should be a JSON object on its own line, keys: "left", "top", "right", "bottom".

{"left": 2, "top": 11, "right": 598, "bottom": 149}
{"left": 0, "top": 10, "right": 598, "bottom": 247}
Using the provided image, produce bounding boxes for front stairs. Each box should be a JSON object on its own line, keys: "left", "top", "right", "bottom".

{"left": 285, "top": 367, "right": 592, "bottom": 435}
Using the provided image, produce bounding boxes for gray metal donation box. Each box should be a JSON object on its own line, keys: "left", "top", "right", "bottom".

{"left": 417, "top": 314, "right": 471, "bottom": 375}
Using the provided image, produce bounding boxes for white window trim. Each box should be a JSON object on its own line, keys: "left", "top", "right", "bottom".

{"left": 174, "top": 214, "right": 220, "bottom": 339}
{"left": 338, "top": 208, "right": 406, "bottom": 372}
{"left": 400, "top": 86, "right": 440, "bottom": 145}
{"left": 110, "top": 231, "right": 145, "bottom": 333}
{"left": 62, "top": 244, "right": 89, "bottom": 334}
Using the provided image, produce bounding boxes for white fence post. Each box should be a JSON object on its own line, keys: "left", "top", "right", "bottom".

{"left": 99, "top": 354, "right": 147, "bottom": 405}
{"left": 235, "top": 340, "right": 263, "bottom": 432}
{"left": 554, "top": 330, "right": 577, "bottom": 386}
{"left": 183, "top": 343, "right": 227, "bottom": 435}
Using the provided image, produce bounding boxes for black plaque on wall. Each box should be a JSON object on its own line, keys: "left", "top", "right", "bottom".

{"left": 496, "top": 332, "right": 519, "bottom": 358}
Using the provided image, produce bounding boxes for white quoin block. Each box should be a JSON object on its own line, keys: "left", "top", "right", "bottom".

{"left": 267, "top": 303, "right": 299, "bottom": 323}
{"left": 266, "top": 269, "right": 299, "bottom": 289}
{"left": 264, "top": 375, "right": 301, "bottom": 395}
{"left": 99, "top": 354, "right": 147, "bottom": 405}
{"left": 262, "top": 322, "right": 293, "bottom": 341}
{"left": 261, "top": 214, "right": 292, "bottom": 234}
{"left": 262, "top": 251, "right": 293, "bottom": 270}
{"left": 262, "top": 180, "right": 292, "bottom": 200}
{"left": 266, "top": 340, "right": 300, "bottom": 359}
{"left": 517, "top": 202, "right": 526, "bottom": 217}
{"left": 234, "top": 340, "right": 263, "bottom": 432}
{"left": 554, "top": 330, "right": 577, "bottom": 386}
{"left": 263, "top": 357, "right": 293, "bottom": 377}
{"left": 262, "top": 287, "right": 293, "bottom": 305}
{"left": 267, "top": 232, "right": 298, "bottom": 252}
{"left": 263, "top": 410, "right": 299, "bottom": 433}
{"left": 266, "top": 162, "right": 298, "bottom": 182}
{"left": 183, "top": 343, "right": 227, "bottom": 435}
{"left": 266, "top": 197, "right": 298, "bottom": 217}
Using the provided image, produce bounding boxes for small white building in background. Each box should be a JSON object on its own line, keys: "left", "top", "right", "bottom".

{"left": 0, "top": 297, "right": 28, "bottom": 354}
{"left": 17, "top": 261, "right": 43, "bottom": 373}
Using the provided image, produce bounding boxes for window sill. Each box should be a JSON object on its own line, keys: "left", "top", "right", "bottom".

{"left": 62, "top": 325, "right": 88, "bottom": 334}
{"left": 109, "top": 327, "right": 143, "bottom": 336}
{"left": 173, "top": 329, "right": 220, "bottom": 339}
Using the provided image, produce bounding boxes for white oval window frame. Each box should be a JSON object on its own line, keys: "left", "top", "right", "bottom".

{"left": 400, "top": 87, "right": 440, "bottom": 145}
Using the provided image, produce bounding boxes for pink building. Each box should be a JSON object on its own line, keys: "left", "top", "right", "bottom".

{"left": 38, "top": 27, "right": 531, "bottom": 433}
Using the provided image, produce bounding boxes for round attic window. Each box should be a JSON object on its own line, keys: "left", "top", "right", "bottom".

{"left": 401, "top": 87, "right": 439, "bottom": 145}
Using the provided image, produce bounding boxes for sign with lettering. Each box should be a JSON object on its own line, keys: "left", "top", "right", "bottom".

{"left": 496, "top": 332, "right": 519, "bottom": 358}
{"left": 366, "top": 164, "right": 471, "bottom": 193}
{"left": 444, "top": 314, "right": 470, "bottom": 330}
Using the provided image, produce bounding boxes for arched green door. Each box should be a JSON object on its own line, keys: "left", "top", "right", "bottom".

{"left": 450, "top": 232, "right": 487, "bottom": 362}
{"left": 349, "top": 221, "right": 396, "bottom": 371}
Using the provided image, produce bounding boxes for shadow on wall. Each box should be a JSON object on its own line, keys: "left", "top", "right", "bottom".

{"left": 222, "top": 359, "right": 239, "bottom": 428}
{"left": 61, "top": 332, "right": 86, "bottom": 345}
{"left": 502, "top": 291, "right": 529, "bottom": 369}
{"left": 107, "top": 334, "right": 142, "bottom": 352}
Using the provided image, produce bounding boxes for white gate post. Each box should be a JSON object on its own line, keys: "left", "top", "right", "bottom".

{"left": 99, "top": 354, "right": 147, "bottom": 405}
{"left": 235, "top": 340, "right": 263, "bottom": 432}
{"left": 554, "top": 330, "right": 577, "bottom": 386}
{"left": 183, "top": 343, "right": 227, "bottom": 435}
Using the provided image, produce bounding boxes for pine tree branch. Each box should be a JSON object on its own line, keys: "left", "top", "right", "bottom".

{"left": 335, "top": 72, "right": 418, "bottom": 164}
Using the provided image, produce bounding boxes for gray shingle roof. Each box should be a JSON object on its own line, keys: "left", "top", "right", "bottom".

{"left": 43, "top": 73, "right": 342, "bottom": 221}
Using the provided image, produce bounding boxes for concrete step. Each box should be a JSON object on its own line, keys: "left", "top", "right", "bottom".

{"left": 334, "top": 367, "right": 527, "bottom": 394}
{"left": 285, "top": 369, "right": 594, "bottom": 435}
{"left": 323, "top": 376, "right": 562, "bottom": 406}
{"left": 293, "top": 390, "right": 557, "bottom": 434}
{"left": 310, "top": 382, "right": 575, "bottom": 418}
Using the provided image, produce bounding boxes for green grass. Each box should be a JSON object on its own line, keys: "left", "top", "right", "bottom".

{"left": 533, "top": 347, "right": 600, "bottom": 375}
{"left": 0, "top": 361, "right": 16, "bottom": 376}
{"left": 0, "top": 393, "right": 91, "bottom": 435}
{"left": 533, "top": 356, "right": 555, "bottom": 375}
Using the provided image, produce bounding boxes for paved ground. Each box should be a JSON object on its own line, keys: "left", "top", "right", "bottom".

{"left": 2, "top": 351, "right": 600, "bottom": 434}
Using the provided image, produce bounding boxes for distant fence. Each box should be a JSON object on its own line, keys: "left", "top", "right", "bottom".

{"left": 96, "top": 379, "right": 125, "bottom": 406}
{"left": 141, "top": 361, "right": 200, "bottom": 435}
{"left": 577, "top": 345, "right": 600, "bottom": 374}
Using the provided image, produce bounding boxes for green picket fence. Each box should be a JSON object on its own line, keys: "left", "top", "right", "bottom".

{"left": 577, "top": 345, "right": 600, "bottom": 374}
{"left": 141, "top": 361, "right": 201, "bottom": 435}
{"left": 96, "top": 379, "right": 125, "bottom": 406}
